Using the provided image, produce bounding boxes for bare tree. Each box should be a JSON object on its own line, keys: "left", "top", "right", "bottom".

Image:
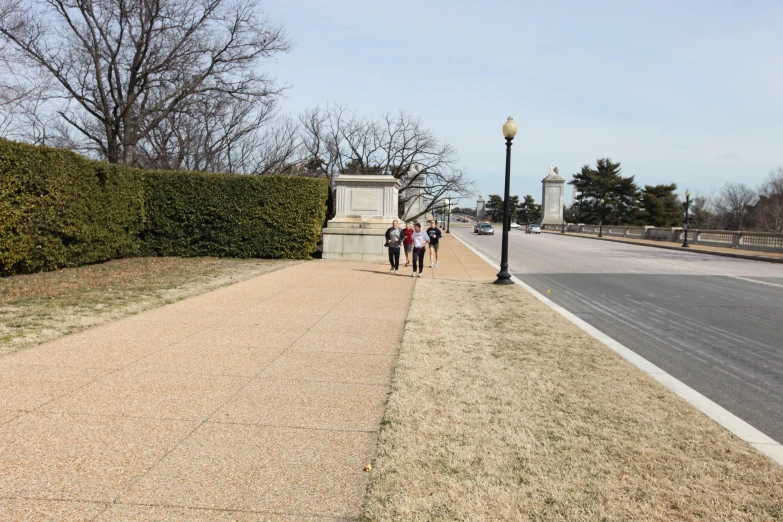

{"left": 690, "top": 193, "right": 720, "bottom": 230}
{"left": 241, "top": 116, "right": 299, "bottom": 175}
{"left": 298, "top": 104, "right": 359, "bottom": 183}
{"left": 0, "top": 1, "right": 53, "bottom": 140}
{"left": 715, "top": 183, "right": 757, "bottom": 231}
{"left": 752, "top": 167, "right": 783, "bottom": 232}
{"left": 298, "top": 105, "right": 474, "bottom": 219}
{"left": 0, "top": 0, "right": 290, "bottom": 165}
{"left": 135, "top": 91, "right": 294, "bottom": 174}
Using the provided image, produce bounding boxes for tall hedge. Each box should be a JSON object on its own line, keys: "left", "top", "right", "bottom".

{"left": 140, "top": 171, "right": 328, "bottom": 259}
{"left": 0, "top": 139, "right": 144, "bottom": 275}
{"left": 0, "top": 139, "right": 329, "bottom": 275}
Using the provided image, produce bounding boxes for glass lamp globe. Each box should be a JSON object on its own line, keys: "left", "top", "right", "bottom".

{"left": 502, "top": 117, "right": 518, "bottom": 139}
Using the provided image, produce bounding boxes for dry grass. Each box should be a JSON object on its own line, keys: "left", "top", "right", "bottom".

{"left": 0, "top": 257, "right": 299, "bottom": 355}
{"left": 365, "top": 278, "right": 783, "bottom": 521}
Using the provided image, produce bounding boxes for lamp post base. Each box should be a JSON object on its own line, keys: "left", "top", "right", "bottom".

{"left": 494, "top": 271, "right": 514, "bottom": 284}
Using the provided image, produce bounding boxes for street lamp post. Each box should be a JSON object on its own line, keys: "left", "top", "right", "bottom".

{"left": 561, "top": 203, "right": 566, "bottom": 233}
{"left": 598, "top": 198, "right": 605, "bottom": 237}
{"left": 446, "top": 197, "right": 451, "bottom": 233}
{"left": 682, "top": 189, "right": 691, "bottom": 248}
{"left": 494, "top": 116, "right": 517, "bottom": 285}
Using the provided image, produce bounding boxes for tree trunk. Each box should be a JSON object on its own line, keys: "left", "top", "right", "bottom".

{"left": 122, "top": 143, "right": 135, "bottom": 167}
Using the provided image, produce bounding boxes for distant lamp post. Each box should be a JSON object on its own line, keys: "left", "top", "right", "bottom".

{"left": 445, "top": 197, "right": 451, "bottom": 233}
{"left": 598, "top": 198, "right": 605, "bottom": 237}
{"left": 561, "top": 203, "right": 566, "bottom": 234}
{"left": 682, "top": 189, "right": 691, "bottom": 248}
{"left": 495, "top": 116, "right": 517, "bottom": 285}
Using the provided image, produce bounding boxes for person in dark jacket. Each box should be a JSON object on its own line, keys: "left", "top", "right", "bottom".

{"left": 385, "top": 220, "right": 402, "bottom": 274}
{"left": 426, "top": 219, "right": 443, "bottom": 267}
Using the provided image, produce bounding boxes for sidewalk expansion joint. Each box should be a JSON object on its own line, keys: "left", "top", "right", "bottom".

{"left": 104, "top": 262, "right": 401, "bottom": 512}
{"left": 205, "top": 420, "right": 379, "bottom": 434}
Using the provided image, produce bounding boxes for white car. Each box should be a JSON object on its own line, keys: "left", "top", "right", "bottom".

{"left": 510, "top": 222, "right": 521, "bottom": 229}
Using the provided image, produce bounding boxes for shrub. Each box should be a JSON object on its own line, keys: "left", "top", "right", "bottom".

{"left": 139, "top": 171, "right": 328, "bottom": 259}
{"left": 0, "top": 139, "right": 328, "bottom": 275}
{"left": 0, "top": 139, "right": 144, "bottom": 276}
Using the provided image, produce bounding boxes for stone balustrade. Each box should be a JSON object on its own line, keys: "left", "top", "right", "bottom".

{"left": 540, "top": 224, "right": 783, "bottom": 253}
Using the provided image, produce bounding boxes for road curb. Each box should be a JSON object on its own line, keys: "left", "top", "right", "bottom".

{"left": 451, "top": 232, "right": 783, "bottom": 467}
{"left": 541, "top": 230, "right": 783, "bottom": 264}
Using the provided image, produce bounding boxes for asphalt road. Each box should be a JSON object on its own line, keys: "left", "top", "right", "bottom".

{"left": 451, "top": 226, "right": 783, "bottom": 443}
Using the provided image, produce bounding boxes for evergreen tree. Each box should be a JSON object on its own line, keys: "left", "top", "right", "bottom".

{"left": 640, "top": 184, "right": 682, "bottom": 227}
{"left": 517, "top": 195, "right": 542, "bottom": 224}
{"left": 508, "top": 195, "right": 520, "bottom": 221}
{"left": 569, "top": 158, "right": 640, "bottom": 225}
{"left": 486, "top": 194, "right": 504, "bottom": 222}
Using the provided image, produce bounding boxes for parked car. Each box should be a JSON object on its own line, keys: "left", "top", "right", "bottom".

{"left": 510, "top": 222, "right": 521, "bottom": 229}
{"left": 526, "top": 224, "right": 541, "bottom": 234}
{"left": 476, "top": 223, "right": 495, "bottom": 235}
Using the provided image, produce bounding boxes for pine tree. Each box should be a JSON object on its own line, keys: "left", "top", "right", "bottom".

{"left": 486, "top": 195, "right": 504, "bottom": 222}
{"left": 640, "top": 184, "right": 682, "bottom": 227}
{"left": 569, "top": 159, "right": 640, "bottom": 225}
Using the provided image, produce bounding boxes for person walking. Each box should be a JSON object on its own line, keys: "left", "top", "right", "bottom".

{"left": 411, "top": 222, "right": 430, "bottom": 277}
{"left": 402, "top": 222, "right": 414, "bottom": 267}
{"left": 426, "top": 219, "right": 443, "bottom": 267}
{"left": 385, "top": 220, "right": 402, "bottom": 274}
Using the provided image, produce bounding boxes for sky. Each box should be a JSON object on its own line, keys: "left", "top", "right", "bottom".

{"left": 262, "top": 0, "right": 782, "bottom": 206}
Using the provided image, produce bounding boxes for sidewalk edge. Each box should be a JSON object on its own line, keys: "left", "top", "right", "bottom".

{"left": 541, "top": 230, "right": 783, "bottom": 264}
{"left": 450, "top": 233, "right": 783, "bottom": 467}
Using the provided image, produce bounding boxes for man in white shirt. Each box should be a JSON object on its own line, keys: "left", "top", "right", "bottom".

{"left": 410, "top": 222, "right": 430, "bottom": 277}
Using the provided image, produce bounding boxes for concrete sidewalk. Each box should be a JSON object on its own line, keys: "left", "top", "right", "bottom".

{"left": 0, "top": 236, "right": 490, "bottom": 521}
{"left": 415, "top": 234, "right": 497, "bottom": 280}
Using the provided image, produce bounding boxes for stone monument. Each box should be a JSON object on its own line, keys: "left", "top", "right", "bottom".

{"left": 541, "top": 165, "right": 566, "bottom": 225}
{"left": 402, "top": 179, "right": 431, "bottom": 222}
{"left": 476, "top": 195, "right": 486, "bottom": 222}
{"left": 322, "top": 174, "right": 401, "bottom": 261}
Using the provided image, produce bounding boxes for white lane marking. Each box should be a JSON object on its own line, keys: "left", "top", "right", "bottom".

{"left": 450, "top": 231, "right": 783, "bottom": 467}
{"left": 728, "top": 275, "right": 783, "bottom": 289}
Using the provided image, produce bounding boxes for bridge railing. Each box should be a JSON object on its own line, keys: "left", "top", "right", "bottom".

{"left": 539, "top": 224, "right": 783, "bottom": 253}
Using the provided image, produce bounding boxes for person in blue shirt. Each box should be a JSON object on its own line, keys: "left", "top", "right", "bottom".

{"left": 426, "top": 219, "right": 442, "bottom": 268}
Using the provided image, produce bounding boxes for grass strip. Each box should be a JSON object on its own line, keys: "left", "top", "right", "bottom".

{"left": 365, "top": 278, "right": 783, "bottom": 521}
{"left": 0, "top": 257, "right": 299, "bottom": 355}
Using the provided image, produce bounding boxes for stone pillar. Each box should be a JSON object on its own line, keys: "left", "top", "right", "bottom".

{"left": 476, "top": 196, "right": 486, "bottom": 222}
{"left": 402, "top": 181, "right": 431, "bottom": 222}
{"left": 541, "top": 166, "right": 566, "bottom": 226}
{"left": 322, "top": 175, "right": 401, "bottom": 261}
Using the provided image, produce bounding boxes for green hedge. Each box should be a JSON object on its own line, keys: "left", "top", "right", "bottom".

{"left": 0, "top": 138, "right": 328, "bottom": 275}
{"left": 0, "top": 139, "right": 144, "bottom": 275}
{"left": 140, "top": 171, "right": 328, "bottom": 259}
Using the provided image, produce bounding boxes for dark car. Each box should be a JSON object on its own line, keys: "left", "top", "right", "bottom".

{"left": 476, "top": 223, "right": 495, "bottom": 235}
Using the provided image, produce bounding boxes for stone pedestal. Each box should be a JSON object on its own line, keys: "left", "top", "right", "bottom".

{"left": 476, "top": 196, "right": 486, "bottom": 222}
{"left": 322, "top": 175, "right": 401, "bottom": 261}
{"left": 541, "top": 166, "right": 566, "bottom": 226}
